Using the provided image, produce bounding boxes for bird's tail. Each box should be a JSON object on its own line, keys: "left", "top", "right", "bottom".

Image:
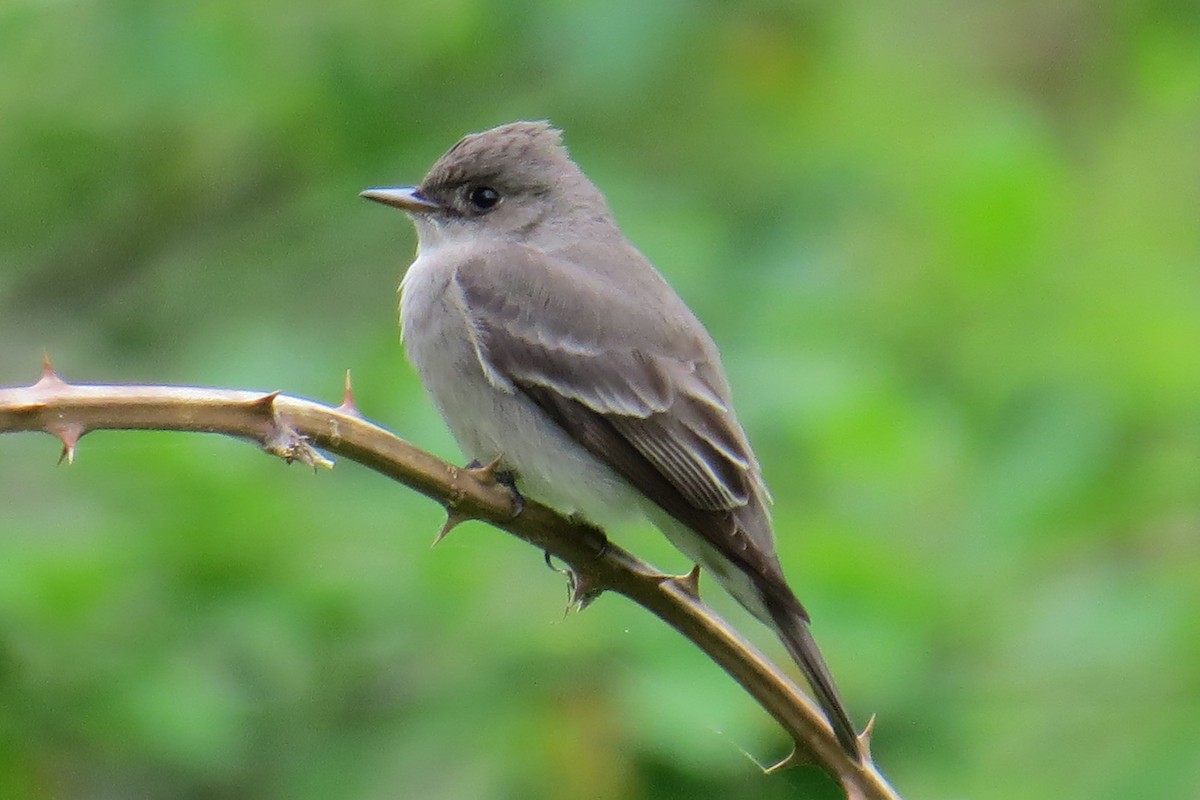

{"left": 766, "top": 599, "right": 861, "bottom": 759}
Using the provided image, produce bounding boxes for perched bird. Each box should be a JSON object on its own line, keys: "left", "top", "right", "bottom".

{"left": 362, "top": 121, "right": 859, "bottom": 757}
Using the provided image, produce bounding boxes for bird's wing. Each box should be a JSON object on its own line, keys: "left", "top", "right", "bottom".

{"left": 450, "top": 244, "right": 862, "bottom": 753}
{"left": 450, "top": 244, "right": 789, "bottom": 594}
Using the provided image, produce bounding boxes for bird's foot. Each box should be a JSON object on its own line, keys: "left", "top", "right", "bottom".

{"left": 565, "top": 513, "right": 610, "bottom": 558}
{"left": 544, "top": 551, "right": 604, "bottom": 614}
{"left": 465, "top": 457, "right": 525, "bottom": 517}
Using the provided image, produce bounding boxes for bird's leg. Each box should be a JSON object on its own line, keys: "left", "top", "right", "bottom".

{"left": 541, "top": 516, "right": 609, "bottom": 614}
{"left": 492, "top": 470, "right": 525, "bottom": 516}
{"left": 565, "top": 513, "right": 610, "bottom": 557}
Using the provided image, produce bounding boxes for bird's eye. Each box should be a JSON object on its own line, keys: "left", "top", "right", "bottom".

{"left": 467, "top": 186, "right": 500, "bottom": 211}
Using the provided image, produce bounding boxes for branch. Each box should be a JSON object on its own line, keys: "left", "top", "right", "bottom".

{"left": 0, "top": 362, "right": 901, "bottom": 800}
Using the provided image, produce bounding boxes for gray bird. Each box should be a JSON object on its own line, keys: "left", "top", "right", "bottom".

{"left": 362, "top": 121, "right": 860, "bottom": 757}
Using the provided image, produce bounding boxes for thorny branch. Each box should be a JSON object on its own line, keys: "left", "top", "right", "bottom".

{"left": 0, "top": 361, "right": 901, "bottom": 800}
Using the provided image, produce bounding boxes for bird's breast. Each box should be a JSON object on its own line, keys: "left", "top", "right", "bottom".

{"left": 397, "top": 250, "right": 641, "bottom": 529}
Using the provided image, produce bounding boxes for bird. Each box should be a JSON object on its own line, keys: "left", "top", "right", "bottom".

{"left": 361, "top": 121, "right": 860, "bottom": 757}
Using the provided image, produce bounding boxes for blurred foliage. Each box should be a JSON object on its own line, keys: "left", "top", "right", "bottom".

{"left": 1, "top": 1, "right": 1198, "bottom": 798}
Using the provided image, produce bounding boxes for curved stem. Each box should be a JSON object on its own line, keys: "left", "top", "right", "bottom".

{"left": 0, "top": 366, "right": 901, "bottom": 800}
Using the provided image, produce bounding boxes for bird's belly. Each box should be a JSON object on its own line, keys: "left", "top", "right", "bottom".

{"left": 400, "top": 260, "right": 640, "bottom": 530}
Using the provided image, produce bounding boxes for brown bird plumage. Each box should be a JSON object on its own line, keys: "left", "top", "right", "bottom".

{"left": 363, "top": 121, "right": 860, "bottom": 757}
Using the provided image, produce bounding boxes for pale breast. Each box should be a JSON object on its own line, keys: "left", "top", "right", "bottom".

{"left": 399, "top": 250, "right": 642, "bottom": 530}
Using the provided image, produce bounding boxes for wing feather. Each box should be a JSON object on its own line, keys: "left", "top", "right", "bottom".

{"left": 452, "top": 246, "right": 780, "bottom": 572}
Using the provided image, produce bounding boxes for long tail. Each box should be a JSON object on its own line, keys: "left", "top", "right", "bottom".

{"left": 766, "top": 600, "right": 860, "bottom": 759}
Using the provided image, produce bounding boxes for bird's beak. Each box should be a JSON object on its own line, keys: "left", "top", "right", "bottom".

{"left": 359, "top": 186, "right": 441, "bottom": 213}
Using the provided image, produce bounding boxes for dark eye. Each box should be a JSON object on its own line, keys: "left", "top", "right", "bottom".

{"left": 467, "top": 185, "right": 500, "bottom": 211}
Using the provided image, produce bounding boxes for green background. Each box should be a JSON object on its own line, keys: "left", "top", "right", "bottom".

{"left": 2, "top": 2, "right": 1198, "bottom": 798}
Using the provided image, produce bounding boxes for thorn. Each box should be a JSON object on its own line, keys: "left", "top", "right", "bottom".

{"left": 432, "top": 510, "right": 470, "bottom": 546}
{"left": 251, "top": 391, "right": 281, "bottom": 414}
{"left": 336, "top": 370, "right": 362, "bottom": 418}
{"left": 464, "top": 454, "right": 505, "bottom": 484}
{"left": 663, "top": 564, "right": 701, "bottom": 599}
{"left": 465, "top": 456, "right": 524, "bottom": 518}
{"left": 34, "top": 353, "right": 67, "bottom": 389}
{"left": 857, "top": 714, "right": 876, "bottom": 760}
{"left": 49, "top": 422, "right": 85, "bottom": 465}
{"left": 764, "top": 746, "right": 810, "bottom": 774}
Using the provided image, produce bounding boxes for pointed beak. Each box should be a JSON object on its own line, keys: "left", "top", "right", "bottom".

{"left": 359, "top": 186, "right": 442, "bottom": 213}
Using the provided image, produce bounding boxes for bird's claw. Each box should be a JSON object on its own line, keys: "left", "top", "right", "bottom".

{"left": 544, "top": 551, "right": 603, "bottom": 614}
